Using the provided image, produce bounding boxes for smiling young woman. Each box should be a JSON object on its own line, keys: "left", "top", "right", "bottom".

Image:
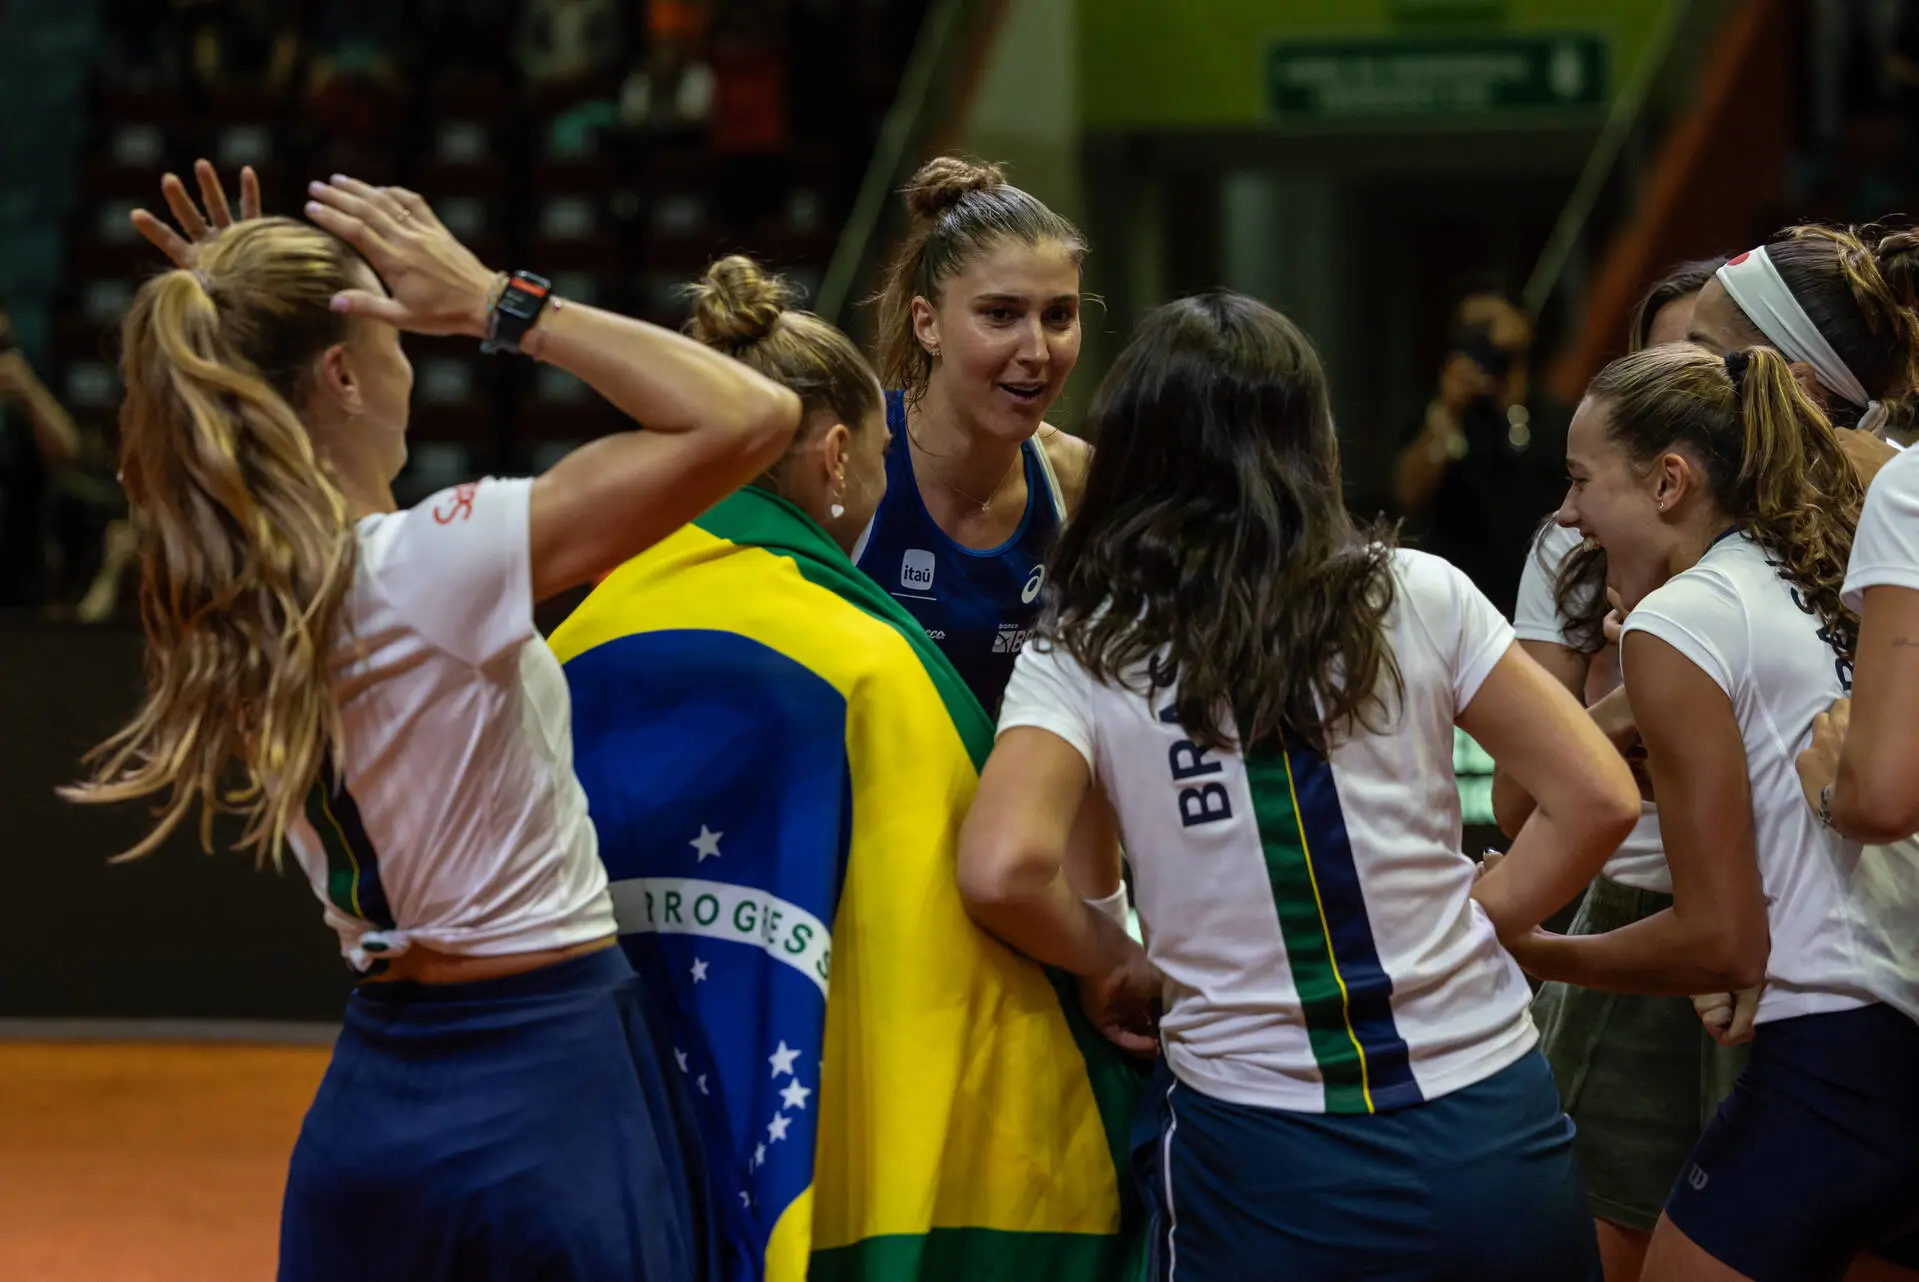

{"left": 854, "top": 155, "right": 1092, "bottom": 714}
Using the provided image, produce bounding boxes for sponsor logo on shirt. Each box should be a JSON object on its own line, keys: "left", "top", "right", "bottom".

{"left": 432, "top": 481, "right": 479, "bottom": 525}
{"left": 901, "top": 549, "right": 936, "bottom": 593}
{"left": 1021, "top": 566, "right": 1045, "bottom": 604}
{"left": 992, "top": 626, "right": 1031, "bottom": 654}
{"left": 924, "top": 629, "right": 947, "bottom": 641}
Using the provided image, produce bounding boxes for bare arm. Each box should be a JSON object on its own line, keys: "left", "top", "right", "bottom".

{"left": 0, "top": 353, "right": 80, "bottom": 469}
{"left": 1490, "top": 638, "right": 1589, "bottom": 836}
{"left": 1060, "top": 779, "right": 1123, "bottom": 902}
{"left": 1510, "top": 632, "right": 1770, "bottom": 994}
{"left": 1461, "top": 643, "right": 1641, "bottom": 938}
{"left": 1799, "top": 586, "right": 1919, "bottom": 842}
{"left": 958, "top": 727, "right": 1159, "bottom": 1055}
{"left": 957, "top": 728, "right": 1134, "bottom": 978}
{"left": 306, "top": 178, "right": 801, "bottom": 603}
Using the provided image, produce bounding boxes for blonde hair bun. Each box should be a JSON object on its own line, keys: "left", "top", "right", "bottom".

{"left": 685, "top": 255, "right": 796, "bottom": 349}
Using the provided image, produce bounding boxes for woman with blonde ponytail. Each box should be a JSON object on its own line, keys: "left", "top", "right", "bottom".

{"left": 1512, "top": 342, "right": 1919, "bottom": 1282}
{"left": 69, "top": 167, "right": 801, "bottom": 1282}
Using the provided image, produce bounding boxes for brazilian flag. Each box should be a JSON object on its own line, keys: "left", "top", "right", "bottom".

{"left": 551, "top": 486, "right": 1146, "bottom": 1281}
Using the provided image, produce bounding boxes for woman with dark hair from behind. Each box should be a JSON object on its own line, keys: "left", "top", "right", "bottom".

{"left": 1515, "top": 342, "right": 1919, "bottom": 1282}
{"left": 956, "top": 291, "right": 1639, "bottom": 1280}
{"left": 1496, "top": 254, "right": 1746, "bottom": 1282}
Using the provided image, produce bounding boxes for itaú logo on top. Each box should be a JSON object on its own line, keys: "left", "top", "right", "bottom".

{"left": 901, "top": 549, "right": 935, "bottom": 592}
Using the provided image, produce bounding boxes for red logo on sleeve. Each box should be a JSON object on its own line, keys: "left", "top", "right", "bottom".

{"left": 432, "top": 482, "right": 479, "bottom": 525}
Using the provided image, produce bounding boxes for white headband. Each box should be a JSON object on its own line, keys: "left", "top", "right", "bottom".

{"left": 1716, "top": 247, "right": 1884, "bottom": 431}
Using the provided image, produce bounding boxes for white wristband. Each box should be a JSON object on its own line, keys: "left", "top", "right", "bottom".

{"left": 1086, "top": 882, "right": 1130, "bottom": 928}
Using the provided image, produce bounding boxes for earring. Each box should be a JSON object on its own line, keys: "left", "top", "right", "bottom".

{"left": 928, "top": 345, "right": 940, "bottom": 360}
{"left": 829, "top": 474, "right": 846, "bottom": 521}
{"left": 1657, "top": 500, "right": 1666, "bottom": 511}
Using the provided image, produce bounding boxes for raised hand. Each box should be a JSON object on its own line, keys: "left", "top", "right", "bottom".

{"left": 303, "top": 176, "right": 497, "bottom": 338}
{"left": 130, "top": 160, "right": 262, "bottom": 268}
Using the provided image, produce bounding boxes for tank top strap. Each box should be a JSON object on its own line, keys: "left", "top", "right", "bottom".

{"left": 1028, "top": 433, "right": 1068, "bottom": 523}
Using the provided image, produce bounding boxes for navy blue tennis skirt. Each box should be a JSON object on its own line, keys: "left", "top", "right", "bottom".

{"left": 279, "top": 946, "right": 715, "bottom": 1282}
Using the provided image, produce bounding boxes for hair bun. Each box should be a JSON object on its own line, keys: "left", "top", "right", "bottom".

{"left": 1871, "top": 227, "right": 1919, "bottom": 310}
{"left": 685, "top": 255, "right": 795, "bottom": 349}
{"left": 902, "top": 155, "right": 1007, "bottom": 222}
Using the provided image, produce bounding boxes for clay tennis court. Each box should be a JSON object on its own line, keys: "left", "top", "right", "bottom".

{"left": 0, "top": 1039, "right": 329, "bottom": 1281}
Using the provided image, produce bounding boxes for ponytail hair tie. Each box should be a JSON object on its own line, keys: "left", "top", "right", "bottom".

{"left": 1724, "top": 348, "right": 1751, "bottom": 387}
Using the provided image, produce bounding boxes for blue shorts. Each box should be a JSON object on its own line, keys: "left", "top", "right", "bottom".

{"left": 1665, "top": 1003, "right": 1919, "bottom": 1282}
{"left": 279, "top": 947, "right": 716, "bottom": 1282}
{"left": 1138, "top": 1050, "right": 1600, "bottom": 1282}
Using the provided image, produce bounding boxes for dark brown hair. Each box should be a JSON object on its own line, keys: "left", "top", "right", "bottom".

{"left": 685, "top": 254, "right": 882, "bottom": 490}
{"left": 1588, "top": 343, "right": 1862, "bottom": 659}
{"left": 1043, "top": 291, "right": 1400, "bottom": 755}
{"left": 872, "top": 156, "right": 1087, "bottom": 406}
{"left": 1556, "top": 255, "right": 1727, "bottom": 650}
{"left": 1727, "top": 224, "right": 1919, "bottom": 432}
{"left": 64, "top": 217, "right": 364, "bottom": 863}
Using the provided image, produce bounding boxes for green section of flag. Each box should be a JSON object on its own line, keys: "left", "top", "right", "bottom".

{"left": 1245, "top": 743, "right": 1371, "bottom": 1114}
{"left": 811, "top": 1226, "right": 1136, "bottom": 1282}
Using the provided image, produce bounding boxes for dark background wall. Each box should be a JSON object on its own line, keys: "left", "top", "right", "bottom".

{"left": 0, "top": 622, "right": 351, "bottom": 1020}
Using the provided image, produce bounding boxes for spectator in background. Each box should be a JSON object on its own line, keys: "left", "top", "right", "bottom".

{"left": 0, "top": 298, "right": 82, "bottom": 611}
{"left": 708, "top": 0, "right": 790, "bottom": 235}
{"left": 517, "top": 0, "right": 627, "bottom": 91}
{"left": 622, "top": 0, "right": 715, "bottom": 133}
{"left": 177, "top": 0, "right": 301, "bottom": 96}
{"left": 304, "top": 0, "right": 406, "bottom": 145}
{"left": 1393, "top": 290, "right": 1569, "bottom": 617}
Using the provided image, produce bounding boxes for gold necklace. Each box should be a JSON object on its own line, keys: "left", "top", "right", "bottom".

{"left": 909, "top": 431, "right": 1022, "bottom": 512}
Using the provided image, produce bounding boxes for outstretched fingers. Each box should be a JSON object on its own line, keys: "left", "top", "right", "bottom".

{"left": 129, "top": 208, "right": 194, "bottom": 269}
{"left": 195, "top": 159, "right": 233, "bottom": 228}
{"left": 160, "top": 171, "right": 208, "bottom": 243}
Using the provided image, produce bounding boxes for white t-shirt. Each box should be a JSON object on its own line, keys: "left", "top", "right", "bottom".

{"left": 287, "top": 478, "right": 616, "bottom": 971}
{"left": 1514, "top": 521, "right": 1669, "bottom": 892}
{"left": 999, "top": 549, "right": 1536, "bottom": 1115}
{"left": 1624, "top": 533, "right": 1919, "bottom": 1025}
{"left": 1843, "top": 443, "right": 1919, "bottom": 611}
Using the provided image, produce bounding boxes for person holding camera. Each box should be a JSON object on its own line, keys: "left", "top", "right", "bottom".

{"left": 0, "top": 298, "right": 82, "bottom": 610}
{"left": 1394, "top": 291, "right": 1567, "bottom": 617}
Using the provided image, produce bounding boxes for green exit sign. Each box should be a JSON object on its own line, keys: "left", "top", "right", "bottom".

{"left": 1268, "top": 33, "right": 1608, "bottom": 118}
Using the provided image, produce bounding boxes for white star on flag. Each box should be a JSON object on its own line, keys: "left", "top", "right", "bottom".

{"left": 691, "top": 957, "right": 709, "bottom": 983}
{"left": 673, "top": 1047, "right": 688, "bottom": 1073}
{"left": 753, "top": 1142, "right": 767, "bottom": 1168}
{"left": 739, "top": 1191, "right": 751, "bottom": 1208}
{"left": 690, "top": 825, "right": 724, "bottom": 861}
{"left": 779, "top": 1079, "right": 812, "bottom": 1112}
{"left": 768, "top": 1113, "right": 792, "bottom": 1143}
{"left": 697, "top": 1074, "right": 709, "bottom": 1096}
{"left": 768, "top": 1041, "right": 800, "bottom": 1078}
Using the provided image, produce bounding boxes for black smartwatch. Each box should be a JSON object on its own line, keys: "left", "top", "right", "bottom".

{"left": 481, "top": 272, "right": 552, "bottom": 355}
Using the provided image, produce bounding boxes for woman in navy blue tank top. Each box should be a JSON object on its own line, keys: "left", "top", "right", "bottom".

{"left": 853, "top": 156, "right": 1092, "bottom": 713}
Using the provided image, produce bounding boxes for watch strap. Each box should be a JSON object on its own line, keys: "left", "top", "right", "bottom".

{"left": 481, "top": 272, "right": 552, "bottom": 356}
